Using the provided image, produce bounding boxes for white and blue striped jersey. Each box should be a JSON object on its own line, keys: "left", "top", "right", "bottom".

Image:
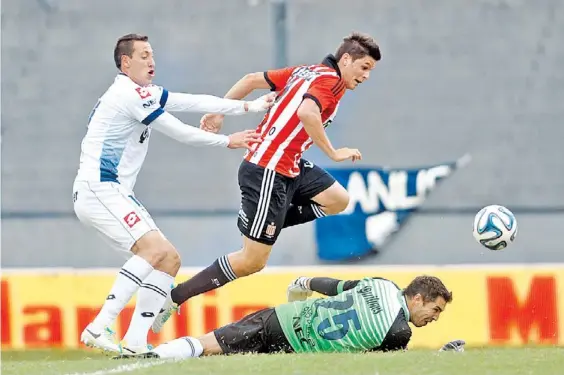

{"left": 75, "top": 74, "right": 169, "bottom": 190}
{"left": 75, "top": 73, "right": 254, "bottom": 191}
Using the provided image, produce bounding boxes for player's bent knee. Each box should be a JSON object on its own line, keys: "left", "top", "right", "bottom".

{"left": 330, "top": 191, "right": 350, "bottom": 214}
{"left": 232, "top": 252, "right": 268, "bottom": 276}
{"left": 132, "top": 230, "right": 177, "bottom": 269}
{"left": 315, "top": 183, "right": 350, "bottom": 215}
{"left": 135, "top": 246, "right": 168, "bottom": 267}
{"left": 243, "top": 256, "right": 268, "bottom": 275}
{"left": 152, "top": 243, "right": 180, "bottom": 275}
{"left": 163, "top": 247, "right": 181, "bottom": 274}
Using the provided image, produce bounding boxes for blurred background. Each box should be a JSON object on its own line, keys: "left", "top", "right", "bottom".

{"left": 1, "top": 0, "right": 563, "bottom": 353}
{"left": 2, "top": 0, "right": 563, "bottom": 267}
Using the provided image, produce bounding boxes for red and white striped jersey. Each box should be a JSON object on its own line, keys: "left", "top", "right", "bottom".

{"left": 245, "top": 55, "right": 346, "bottom": 177}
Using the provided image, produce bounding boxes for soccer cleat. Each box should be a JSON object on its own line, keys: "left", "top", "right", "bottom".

{"left": 151, "top": 294, "right": 180, "bottom": 333}
{"left": 81, "top": 324, "right": 120, "bottom": 353}
{"left": 119, "top": 340, "right": 153, "bottom": 356}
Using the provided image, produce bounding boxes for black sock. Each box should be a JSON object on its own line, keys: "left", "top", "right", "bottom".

{"left": 283, "top": 202, "right": 326, "bottom": 229}
{"left": 170, "top": 255, "right": 237, "bottom": 305}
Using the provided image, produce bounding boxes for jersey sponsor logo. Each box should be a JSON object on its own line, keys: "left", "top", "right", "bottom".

{"left": 357, "top": 285, "right": 382, "bottom": 315}
{"left": 123, "top": 211, "right": 141, "bottom": 228}
{"left": 135, "top": 87, "right": 152, "bottom": 99}
{"left": 292, "top": 316, "right": 316, "bottom": 348}
{"left": 142, "top": 99, "right": 157, "bottom": 108}
{"left": 291, "top": 66, "right": 321, "bottom": 82}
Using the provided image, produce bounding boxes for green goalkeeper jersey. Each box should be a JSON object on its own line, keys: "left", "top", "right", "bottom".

{"left": 275, "top": 277, "right": 411, "bottom": 353}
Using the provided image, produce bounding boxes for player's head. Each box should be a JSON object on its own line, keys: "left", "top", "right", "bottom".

{"left": 335, "top": 32, "right": 381, "bottom": 90}
{"left": 403, "top": 276, "right": 453, "bottom": 328}
{"left": 114, "top": 34, "right": 155, "bottom": 86}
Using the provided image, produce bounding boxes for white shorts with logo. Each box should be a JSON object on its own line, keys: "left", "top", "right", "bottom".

{"left": 73, "top": 181, "right": 159, "bottom": 252}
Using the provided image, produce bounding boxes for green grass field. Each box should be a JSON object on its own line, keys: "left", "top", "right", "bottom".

{"left": 2, "top": 347, "right": 563, "bottom": 375}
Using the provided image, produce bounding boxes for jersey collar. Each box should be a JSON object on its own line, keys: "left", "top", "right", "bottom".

{"left": 116, "top": 72, "right": 129, "bottom": 82}
{"left": 321, "top": 54, "right": 342, "bottom": 77}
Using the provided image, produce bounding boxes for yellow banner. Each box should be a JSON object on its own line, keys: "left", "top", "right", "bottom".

{"left": 2, "top": 265, "right": 563, "bottom": 349}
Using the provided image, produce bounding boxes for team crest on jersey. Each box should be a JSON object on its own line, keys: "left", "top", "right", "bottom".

{"left": 265, "top": 222, "right": 277, "bottom": 237}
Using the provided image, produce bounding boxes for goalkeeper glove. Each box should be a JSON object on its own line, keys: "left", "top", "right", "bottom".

{"left": 439, "top": 339, "right": 466, "bottom": 352}
{"left": 286, "top": 277, "right": 313, "bottom": 302}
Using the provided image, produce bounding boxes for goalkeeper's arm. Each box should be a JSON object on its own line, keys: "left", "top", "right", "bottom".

{"left": 305, "top": 277, "right": 362, "bottom": 296}
{"left": 288, "top": 276, "right": 386, "bottom": 301}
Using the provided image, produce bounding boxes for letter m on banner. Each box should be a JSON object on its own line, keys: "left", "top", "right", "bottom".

{"left": 488, "top": 276, "right": 559, "bottom": 344}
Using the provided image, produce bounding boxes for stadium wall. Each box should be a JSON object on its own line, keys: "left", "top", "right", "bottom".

{"left": 2, "top": 0, "right": 564, "bottom": 266}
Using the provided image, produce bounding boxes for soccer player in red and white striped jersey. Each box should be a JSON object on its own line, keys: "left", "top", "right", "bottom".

{"left": 246, "top": 63, "right": 347, "bottom": 177}
{"left": 152, "top": 33, "right": 381, "bottom": 332}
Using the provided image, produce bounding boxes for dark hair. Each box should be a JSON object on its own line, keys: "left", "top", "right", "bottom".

{"left": 114, "top": 34, "right": 149, "bottom": 70}
{"left": 403, "top": 276, "right": 453, "bottom": 303}
{"left": 335, "top": 32, "right": 381, "bottom": 62}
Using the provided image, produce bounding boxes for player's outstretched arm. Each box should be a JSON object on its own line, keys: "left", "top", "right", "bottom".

{"left": 151, "top": 112, "right": 261, "bottom": 150}
{"left": 223, "top": 72, "right": 273, "bottom": 100}
{"left": 200, "top": 68, "right": 296, "bottom": 133}
{"left": 287, "top": 276, "right": 361, "bottom": 300}
{"left": 164, "top": 91, "right": 275, "bottom": 115}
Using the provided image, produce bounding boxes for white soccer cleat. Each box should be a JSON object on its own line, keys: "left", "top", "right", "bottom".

{"left": 81, "top": 324, "right": 120, "bottom": 353}
{"left": 151, "top": 294, "right": 180, "bottom": 333}
{"left": 119, "top": 340, "right": 153, "bottom": 356}
{"left": 287, "top": 277, "right": 313, "bottom": 302}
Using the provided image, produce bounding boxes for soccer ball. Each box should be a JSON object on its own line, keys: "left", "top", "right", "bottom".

{"left": 472, "top": 205, "right": 518, "bottom": 250}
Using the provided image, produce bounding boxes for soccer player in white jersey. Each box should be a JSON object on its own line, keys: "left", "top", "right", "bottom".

{"left": 72, "top": 33, "right": 273, "bottom": 355}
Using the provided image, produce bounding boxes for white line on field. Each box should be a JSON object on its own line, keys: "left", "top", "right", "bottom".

{"left": 64, "top": 360, "right": 167, "bottom": 375}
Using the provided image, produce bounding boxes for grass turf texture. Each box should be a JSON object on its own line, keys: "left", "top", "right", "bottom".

{"left": 2, "top": 347, "right": 562, "bottom": 375}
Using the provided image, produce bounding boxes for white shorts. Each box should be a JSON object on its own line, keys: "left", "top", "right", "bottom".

{"left": 73, "top": 181, "right": 159, "bottom": 252}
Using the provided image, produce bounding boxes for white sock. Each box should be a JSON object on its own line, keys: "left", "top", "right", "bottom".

{"left": 152, "top": 337, "right": 203, "bottom": 359}
{"left": 122, "top": 270, "right": 174, "bottom": 347}
{"left": 91, "top": 255, "right": 154, "bottom": 331}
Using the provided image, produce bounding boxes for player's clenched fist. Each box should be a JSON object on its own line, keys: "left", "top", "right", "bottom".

{"left": 227, "top": 130, "right": 262, "bottom": 150}
{"left": 330, "top": 147, "right": 362, "bottom": 162}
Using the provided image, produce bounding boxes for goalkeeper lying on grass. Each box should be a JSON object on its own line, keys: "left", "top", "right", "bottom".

{"left": 115, "top": 275, "right": 464, "bottom": 359}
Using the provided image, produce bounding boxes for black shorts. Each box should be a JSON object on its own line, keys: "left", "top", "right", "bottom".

{"left": 237, "top": 159, "right": 336, "bottom": 244}
{"left": 213, "top": 308, "right": 293, "bottom": 355}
